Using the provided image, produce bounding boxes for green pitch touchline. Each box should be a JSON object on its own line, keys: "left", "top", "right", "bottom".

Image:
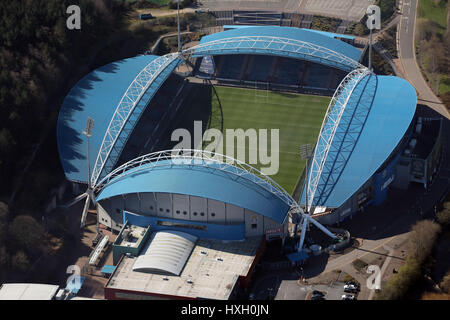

{"left": 211, "top": 86, "right": 330, "bottom": 194}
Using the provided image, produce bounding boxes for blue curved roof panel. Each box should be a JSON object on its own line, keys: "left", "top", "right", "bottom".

{"left": 193, "top": 26, "right": 362, "bottom": 71}
{"left": 95, "top": 56, "right": 183, "bottom": 183}
{"left": 301, "top": 75, "right": 417, "bottom": 208}
{"left": 57, "top": 55, "right": 182, "bottom": 184}
{"left": 57, "top": 56, "right": 157, "bottom": 183}
{"left": 96, "top": 159, "right": 290, "bottom": 224}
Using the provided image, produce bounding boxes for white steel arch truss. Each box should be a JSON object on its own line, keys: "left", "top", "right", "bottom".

{"left": 306, "top": 68, "right": 373, "bottom": 213}
{"left": 90, "top": 35, "right": 365, "bottom": 188}
{"left": 95, "top": 149, "right": 295, "bottom": 210}
{"left": 94, "top": 149, "right": 337, "bottom": 244}
{"left": 85, "top": 36, "right": 368, "bottom": 248}
{"left": 90, "top": 53, "right": 182, "bottom": 187}
{"left": 183, "top": 36, "right": 365, "bottom": 71}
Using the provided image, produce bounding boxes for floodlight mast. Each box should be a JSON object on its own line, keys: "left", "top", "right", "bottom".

{"left": 83, "top": 118, "right": 94, "bottom": 188}
{"left": 81, "top": 117, "right": 94, "bottom": 228}
{"left": 366, "top": 4, "right": 381, "bottom": 71}
{"left": 297, "top": 144, "right": 313, "bottom": 252}
{"left": 177, "top": 0, "right": 181, "bottom": 53}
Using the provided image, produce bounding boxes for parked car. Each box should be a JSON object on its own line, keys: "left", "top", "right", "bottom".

{"left": 341, "top": 294, "right": 356, "bottom": 300}
{"left": 312, "top": 290, "right": 325, "bottom": 296}
{"left": 345, "top": 281, "right": 360, "bottom": 289}
{"left": 311, "top": 295, "right": 325, "bottom": 300}
{"left": 344, "top": 285, "right": 358, "bottom": 293}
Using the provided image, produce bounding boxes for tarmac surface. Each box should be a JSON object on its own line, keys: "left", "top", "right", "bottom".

{"left": 198, "top": 0, "right": 375, "bottom": 21}
{"left": 397, "top": 0, "right": 450, "bottom": 119}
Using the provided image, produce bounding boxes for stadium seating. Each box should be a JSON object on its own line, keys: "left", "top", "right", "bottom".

{"left": 275, "top": 58, "right": 304, "bottom": 85}
{"left": 215, "top": 55, "right": 246, "bottom": 80}
{"left": 117, "top": 73, "right": 186, "bottom": 166}
{"left": 303, "top": 63, "right": 333, "bottom": 89}
{"left": 195, "top": 53, "right": 344, "bottom": 94}
{"left": 246, "top": 55, "right": 275, "bottom": 82}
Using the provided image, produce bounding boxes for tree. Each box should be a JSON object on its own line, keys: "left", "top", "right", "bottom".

{"left": 353, "top": 23, "right": 367, "bottom": 36}
{"left": 408, "top": 220, "right": 441, "bottom": 263}
{"left": 8, "top": 215, "right": 44, "bottom": 252}
{"left": 436, "top": 202, "right": 450, "bottom": 225}
{"left": 441, "top": 272, "right": 450, "bottom": 294}
{"left": 0, "top": 201, "right": 8, "bottom": 221}
{"left": 11, "top": 250, "right": 29, "bottom": 272}
{"left": 0, "top": 246, "right": 9, "bottom": 269}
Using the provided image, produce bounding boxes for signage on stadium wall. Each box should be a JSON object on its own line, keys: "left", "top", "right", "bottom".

{"left": 381, "top": 174, "right": 395, "bottom": 191}
{"left": 265, "top": 226, "right": 284, "bottom": 235}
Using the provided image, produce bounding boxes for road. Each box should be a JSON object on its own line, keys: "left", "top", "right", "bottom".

{"left": 397, "top": 0, "right": 450, "bottom": 118}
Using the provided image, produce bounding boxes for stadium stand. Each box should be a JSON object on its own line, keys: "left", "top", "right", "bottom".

{"left": 194, "top": 53, "right": 346, "bottom": 94}
{"left": 304, "top": 63, "right": 333, "bottom": 89}
{"left": 116, "top": 73, "right": 186, "bottom": 166}
{"left": 214, "top": 55, "right": 246, "bottom": 80}
{"left": 274, "top": 57, "right": 305, "bottom": 86}
{"left": 246, "top": 55, "right": 274, "bottom": 82}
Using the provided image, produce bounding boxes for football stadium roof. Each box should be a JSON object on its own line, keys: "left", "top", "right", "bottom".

{"left": 300, "top": 73, "right": 417, "bottom": 209}
{"left": 95, "top": 155, "right": 291, "bottom": 224}
{"left": 57, "top": 55, "right": 182, "bottom": 184}
{"left": 192, "top": 26, "right": 363, "bottom": 71}
{"left": 57, "top": 27, "right": 364, "bottom": 187}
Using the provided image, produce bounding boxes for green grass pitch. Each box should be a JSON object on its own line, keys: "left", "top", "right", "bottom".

{"left": 211, "top": 86, "right": 330, "bottom": 194}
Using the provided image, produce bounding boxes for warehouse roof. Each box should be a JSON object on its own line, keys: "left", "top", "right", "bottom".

{"left": 0, "top": 283, "right": 59, "bottom": 300}
{"left": 106, "top": 237, "right": 262, "bottom": 300}
{"left": 133, "top": 231, "right": 197, "bottom": 276}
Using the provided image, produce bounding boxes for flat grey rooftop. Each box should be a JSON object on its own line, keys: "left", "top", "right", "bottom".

{"left": 106, "top": 237, "right": 262, "bottom": 300}
{"left": 0, "top": 283, "right": 59, "bottom": 300}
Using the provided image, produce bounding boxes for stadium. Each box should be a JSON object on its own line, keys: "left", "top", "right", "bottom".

{"left": 57, "top": 26, "right": 441, "bottom": 300}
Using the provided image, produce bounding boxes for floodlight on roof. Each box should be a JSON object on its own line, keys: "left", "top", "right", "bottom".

{"left": 83, "top": 117, "right": 94, "bottom": 137}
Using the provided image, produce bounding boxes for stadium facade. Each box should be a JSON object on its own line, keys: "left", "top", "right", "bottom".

{"left": 57, "top": 26, "right": 439, "bottom": 299}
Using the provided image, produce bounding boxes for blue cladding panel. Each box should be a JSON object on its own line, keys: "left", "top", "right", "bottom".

{"left": 301, "top": 76, "right": 417, "bottom": 208}
{"left": 372, "top": 152, "right": 402, "bottom": 205}
{"left": 123, "top": 211, "right": 245, "bottom": 241}
{"left": 57, "top": 56, "right": 158, "bottom": 183}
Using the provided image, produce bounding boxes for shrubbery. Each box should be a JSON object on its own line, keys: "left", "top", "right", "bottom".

{"left": 376, "top": 220, "right": 441, "bottom": 299}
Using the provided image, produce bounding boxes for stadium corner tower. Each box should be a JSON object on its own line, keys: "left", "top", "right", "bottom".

{"left": 57, "top": 26, "right": 418, "bottom": 241}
